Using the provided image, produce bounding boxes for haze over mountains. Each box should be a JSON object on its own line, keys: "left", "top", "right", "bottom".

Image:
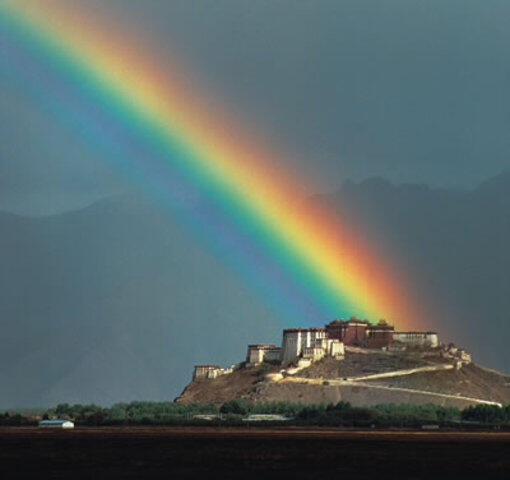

{"left": 0, "top": 196, "right": 281, "bottom": 408}
{"left": 1, "top": 173, "right": 509, "bottom": 408}
{"left": 315, "top": 172, "right": 510, "bottom": 371}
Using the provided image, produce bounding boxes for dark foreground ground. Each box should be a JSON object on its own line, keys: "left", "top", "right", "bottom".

{"left": 1, "top": 427, "right": 510, "bottom": 479}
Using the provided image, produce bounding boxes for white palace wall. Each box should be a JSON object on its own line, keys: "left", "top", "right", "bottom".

{"left": 393, "top": 332, "right": 439, "bottom": 348}
{"left": 281, "top": 329, "right": 328, "bottom": 365}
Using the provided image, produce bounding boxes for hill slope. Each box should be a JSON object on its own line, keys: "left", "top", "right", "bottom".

{"left": 176, "top": 353, "right": 510, "bottom": 408}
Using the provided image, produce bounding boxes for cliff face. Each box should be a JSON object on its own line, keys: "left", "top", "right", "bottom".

{"left": 175, "top": 368, "right": 264, "bottom": 405}
{"left": 175, "top": 353, "right": 510, "bottom": 408}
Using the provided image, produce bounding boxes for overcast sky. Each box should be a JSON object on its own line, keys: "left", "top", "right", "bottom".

{"left": 2, "top": 0, "right": 510, "bottom": 215}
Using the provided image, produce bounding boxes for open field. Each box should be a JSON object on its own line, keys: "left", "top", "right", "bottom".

{"left": 1, "top": 427, "right": 510, "bottom": 479}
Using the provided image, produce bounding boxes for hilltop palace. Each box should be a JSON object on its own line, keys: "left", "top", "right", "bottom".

{"left": 192, "top": 317, "right": 463, "bottom": 380}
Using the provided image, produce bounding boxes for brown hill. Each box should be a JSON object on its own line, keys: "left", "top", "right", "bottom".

{"left": 175, "top": 352, "right": 510, "bottom": 409}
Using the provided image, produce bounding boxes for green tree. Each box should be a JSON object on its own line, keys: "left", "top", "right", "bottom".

{"left": 220, "top": 399, "right": 250, "bottom": 415}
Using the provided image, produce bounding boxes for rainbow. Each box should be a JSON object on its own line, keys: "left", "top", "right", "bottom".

{"left": 0, "top": 1, "right": 419, "bottom": 328}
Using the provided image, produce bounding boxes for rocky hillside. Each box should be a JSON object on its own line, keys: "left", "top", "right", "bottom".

{"left": 176, "top": 351, "right": 510, "bottom": 408}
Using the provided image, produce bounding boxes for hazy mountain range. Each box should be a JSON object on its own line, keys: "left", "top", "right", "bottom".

{"left": 1, "top": 173, "right": 509, "bottom": 408}
{"left": 313, "top": 172, "right": 510, "bottom": 371}
{"left": 0, "top": 195, "right": 281, "bottom": 408}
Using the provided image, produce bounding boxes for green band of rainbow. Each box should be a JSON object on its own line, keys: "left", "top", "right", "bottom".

{"left": 0, "top": 0, "right": 418, "bottom": 328}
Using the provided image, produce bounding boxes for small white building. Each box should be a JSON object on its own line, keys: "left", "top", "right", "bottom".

{"left": 193, "top": 363, "right": 239, "bottom": 379}
{"left": 281, "top": 327, "right": 328, "bottom": 365}
{"left": 264, "top": 349, "right": 282, "bottom": 363}
{"left": 246, "top": 344, "right": 282, "bottom": 366}
{"left": 281, "top": 328, "right": 344, "bottom": 365}
{"left": 392, "top": 331, "right": 439, "bottom": 348}
{"left": 193, "top": 365, "right": 223, "bottom": 379}
{"left": 302, "top": 346, "right": 326, "bottom": 361}
{"left": 327, "top": 339, "right": 345, "bottom": 358}
{"left": 242, "top": 414, "right": 290, "bottom": 422}
{"left": 302, "top": 338, "right": 344, "bottom": 361}
{"left": 39, "top": 419, "right": 74, "bottom": 429}
{"left": 457, "top": 350, "right": 471, "bottom": 363}
{"left": 192, "top": 414, "right": 221, "bottom": 421}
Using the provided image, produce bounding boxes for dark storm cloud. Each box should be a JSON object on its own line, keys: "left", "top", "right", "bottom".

{"left": 100, "top": 0, "right": 510, "bottom": 188}
{"left": 2, "top": 0, "right": 510, "bottom": 210}
{"left": 2, "top": 1, "right": 510, "bottom": 406}
{"left": 0, "top": 86, "right": 128, "bottom": 214}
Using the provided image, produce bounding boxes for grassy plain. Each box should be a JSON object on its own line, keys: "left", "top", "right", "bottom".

{"left": 1, "top": 427, "right": 509, "bottom": 479}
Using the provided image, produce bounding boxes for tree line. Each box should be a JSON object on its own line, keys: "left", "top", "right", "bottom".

{"left": 1, "top": 401, "right": 509, "bottom": 427}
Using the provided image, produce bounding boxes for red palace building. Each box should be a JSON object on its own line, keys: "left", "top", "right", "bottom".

{"left": 325, "top": 318, "right": 395, "bottom": 348}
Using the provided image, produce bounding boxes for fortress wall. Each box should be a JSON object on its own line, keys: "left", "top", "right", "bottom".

{"left": 264, "top": 348, "right": 282, "bottom": 362}
{"left": 281, "top": 331, "right": 301, "bottom": 365}
{"left": 281, "top": 329, "right": 326, "bottom": 365}
{"left": 393, "top": 332, "right": 439, "bottom": 348}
